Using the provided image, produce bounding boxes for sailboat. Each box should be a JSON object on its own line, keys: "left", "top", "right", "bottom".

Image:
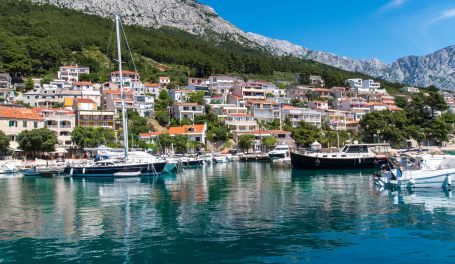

{"left": 65, "top": 15, "right": 167, "bottom": 177}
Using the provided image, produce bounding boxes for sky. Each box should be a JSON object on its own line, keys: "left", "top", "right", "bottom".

{"left": 199, "top": 0, "right": 455, "bottom": 63}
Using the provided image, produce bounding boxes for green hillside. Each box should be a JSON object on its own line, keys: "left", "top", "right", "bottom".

{"left": 0, "top": 0, "right": 403, "bottom": 91}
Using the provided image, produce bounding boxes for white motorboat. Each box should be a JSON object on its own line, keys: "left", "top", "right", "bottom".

{"left": 0, "top": 163, "right": 18, "bottom": 174}
{"left": 375, "top": 154, "right": 455, "bottom": 189}
{"left": 213, "top": 155, "right": 229, "bottom": 163}
{"left": 268, "top": 145, "right": 290, "bottom": 160}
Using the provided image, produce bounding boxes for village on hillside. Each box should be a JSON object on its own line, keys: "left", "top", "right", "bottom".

{"left": 0, "top": 66, "right": 453, "bottom": 158}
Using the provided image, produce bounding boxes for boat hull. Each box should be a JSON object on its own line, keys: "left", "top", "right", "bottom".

{"left": 290, "top": 151, "right": 387, "bottom": 170}
{"left": 377, "top": 171, "right": 454, "bottom": 189}
{"left": 181, "top": 160, "right": 204, "bottom": 169}
{"left": 65, "top": 162, "right": 167, "bottom": 177}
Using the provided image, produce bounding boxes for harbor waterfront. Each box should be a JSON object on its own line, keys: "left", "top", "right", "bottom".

{"left": 1, "top": 163, "right": 455, "bottom": 263}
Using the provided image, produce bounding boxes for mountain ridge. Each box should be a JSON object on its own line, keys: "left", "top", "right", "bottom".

{"left": 28, "top": 0, "right": 455, "bottom": 89}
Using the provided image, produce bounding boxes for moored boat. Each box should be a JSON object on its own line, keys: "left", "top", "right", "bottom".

{"left": 375, "top": 154, "right": 455, "bottom": 189}
{"left": 291, "top": 143, "right": 390, "bottom": 170}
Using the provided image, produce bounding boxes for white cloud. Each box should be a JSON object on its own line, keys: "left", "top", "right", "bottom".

{"left": 379, "top": 0, "right": 410, "bottom": 13}
{"left": 430, "top": 8, "right": 455, "bottom": 24}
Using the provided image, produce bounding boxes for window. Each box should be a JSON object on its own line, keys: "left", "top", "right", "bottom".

{"left": 34, "top": 122, "right": 38, "bottom": 128}
{"left": 8, "top": 120, "right": 17, "bottom": 127}
{"left": 23, "top": 121, "right": 27, "bottom": 128}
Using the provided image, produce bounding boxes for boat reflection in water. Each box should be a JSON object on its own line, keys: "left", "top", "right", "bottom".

{"left": 382, "top": 188, "right": 455, "bottom": 215}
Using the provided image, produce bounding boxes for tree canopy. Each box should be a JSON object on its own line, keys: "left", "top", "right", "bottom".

{"left": 71, "top": 126, "right": 116, "bottom": 148}
{"left": 0, "top": 130, "right": 10, "bottom": 155}
{"left": 17, "top": 128, "right": 58, "bottom": 155}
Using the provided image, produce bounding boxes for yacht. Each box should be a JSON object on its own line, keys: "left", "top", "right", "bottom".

{"left": 290, "top": 143, "right": 390, "bottom": 170}
{"left": 268, "top": 145, "right": 290, "bottom": 160}
{"left": 65, "top": 15, "right": 167, "bottom": 178}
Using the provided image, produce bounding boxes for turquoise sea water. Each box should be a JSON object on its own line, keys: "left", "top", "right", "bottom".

{"left": 0, "top": 162, "right": 455, "bottom": 263}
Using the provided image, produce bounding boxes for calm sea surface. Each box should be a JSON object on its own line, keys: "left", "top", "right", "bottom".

{"left": 1, "top": 162, "right": 455, "bottom": 263}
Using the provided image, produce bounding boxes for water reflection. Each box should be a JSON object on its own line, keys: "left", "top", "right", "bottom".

{"left": 0, "top": 163, "right": 455, "bottom": 263}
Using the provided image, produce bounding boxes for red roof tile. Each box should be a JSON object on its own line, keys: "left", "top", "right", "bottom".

{"left": 168, "top": 124, "right": 205, "bottom": 135}
{"left": 0, "top": 107, "right": 43, "bottom": 121}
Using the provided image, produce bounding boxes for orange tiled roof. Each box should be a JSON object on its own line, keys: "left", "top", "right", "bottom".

{"left": 33, "top": 107, "right": 74, "bottom": 115}
{"left": 76, "top": 98, "right": 96, "bottom": 104}
{"left": 103, "top": 89, "right": 132, "bottom": 95}
{"left": 282, "top": 105, "right": 296, "bottom": 109}
{"left": 168, "top": 124, "right": 205, "bottom": 135}
{"left": 140, "top": 132, "right": 164, "bottom": 137}
{"left": 144, "top": 83, "right": 160, "bottom": 87}
{"left": 0, "top": 106, "right": 43, "bottom": 121}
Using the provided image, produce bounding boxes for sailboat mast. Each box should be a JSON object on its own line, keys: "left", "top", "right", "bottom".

{"left": 115, "top": 15, "right": 129, "bottom": 159}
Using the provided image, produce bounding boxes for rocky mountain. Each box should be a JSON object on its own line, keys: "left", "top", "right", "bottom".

{"left": 31, "top": 0, "right": 455, "bottom": 89}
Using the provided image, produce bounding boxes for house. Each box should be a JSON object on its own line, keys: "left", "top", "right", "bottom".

{"left": 401, "top": 87, "right": 420, "bottom": 93}
{"left": 233, "top": 83, "right": 267, "bottom": 101}
{"left": 207, "top": 75, "right": 239, "bottom": 95}
{"left": 307, "top": 101, "right": 329, "bottom": 110}
{"left": 168, "top": 124, "right": 207, "bottom": 144}
{"left": 0, "top": 106, "right": 44, "bottom": 149}
{"left": 309, "top": 75, "right": 325, "bottom": 87}
{"left": 169, "top": 90, "right": 192, "bottom": 103}
{"left": 247, "top": 80, "right": 284, "bottom": 98}
{"left": 134, "top": 94, "right": 154, "bottom": 117}
{"left": 188, "top": 84, "right": 210, "bottom": 97}
{"left": 286, "top": 86, "right": 310, "bottom": 100}
{"left": 246, "top": 99, "right": 281, "bottom": 123}
{"left": 322, "top": 110, "right": 347, "bottom": 130}
{"left": 170, "top": 103, "right": 204, "bottom": 121}
{"left": 281, "top": 105, "right": 322, "bottom": 128}
{"left": 110, "top": 70, "right": 140, "bottom": 88}
{"left": 224, "top": 113, "right": 258, "bottom": 134}
{"left": 367, "top": 102, "right": 388, "bottom": 112}
{"left": 57, "top": 65, "right": 90, "bottom": 83}
{"left": 144, "top": 83, "right": 162, "bottom": 97}
{"left": 34, "top": 107, "right": 76, "bottom": 148}
{"left": 268, "top": 97, "right": 292, "bottom": 105}
{"left": 331, "top": 87, "right": 352, "bottom": 99}
{"left": 188, "top": 77, "right": 208, "bottom": 86}
{"left": 347, "top": 79, "right": 386, "bottom": 94}
{"left": 159, "top": 76, "right": 171, "bottom": 87}
{"left": 23, "top": 86, "right": 83, "bottom": 107}
{"left": 49, "top": 79, "right": 72, "bottom": 89}
{"left": 81, "top": 90, "right": 101, "bottom": 107}
{"left": 310, "top": 88, "right": 333, "bottom": 99}
{"left": 332, "top": 97, "right": 370, "bottom": 113}
{"left": 139, "top": 132, "right": 164, "bottom": 144}
{"left": 72, "top": 81, "right": 94, "bottom": 91}
{"left": 247, "top": 129, "right": 293, "bottom": 151}
{"left": 0, "top": 73, "right": 12, "bottom": 89}
{"left": 103, "top": 89, "right": 134, "bottom": 114}
{"left": 74, "top": 99, "right": 115, "bottom": 130}
{"left": 211, "top": 104, "right": 248, "bottom": 120}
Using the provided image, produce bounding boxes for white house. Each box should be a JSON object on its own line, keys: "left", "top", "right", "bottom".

{"left": 170, "top": 103, "right": 204, "bottom": 121}
{"left": 281, "top": 105, "right": 322, "bottom": 128}
{"left": 0, "top": 106, "right": 44, "bottom": 149}
{"left": 57, "top": 65, "right": 90, "bottom": 83}
{"left": 34, "top": 107, "right": 76, "bottom": 148}
{"left": 347, "top": 78, "right": 386, "bottom": 94}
